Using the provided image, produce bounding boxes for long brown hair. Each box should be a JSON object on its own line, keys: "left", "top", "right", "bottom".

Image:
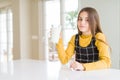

{"left": 77, "top": 7, "right": 111, "bottom": 52}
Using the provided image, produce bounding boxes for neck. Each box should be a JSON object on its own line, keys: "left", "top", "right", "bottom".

{"left": 82, "top": 31, "right": 91, "bottom": 36}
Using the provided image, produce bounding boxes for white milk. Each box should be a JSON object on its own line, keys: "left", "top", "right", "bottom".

{"left": 51, "top": 25, "right": 61, "bottom": 43}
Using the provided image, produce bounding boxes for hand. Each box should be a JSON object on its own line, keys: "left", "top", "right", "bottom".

{"left": 70, "top": 61, "right": 85, "bottom": 71}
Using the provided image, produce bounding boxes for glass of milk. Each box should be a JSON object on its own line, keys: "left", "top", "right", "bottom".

{"left": 51, "top": 25, "right": 61, "bottom": 43}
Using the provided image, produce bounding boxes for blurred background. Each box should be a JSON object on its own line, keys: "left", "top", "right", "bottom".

{"left": 0, "top": 0, "right": 120, "bottom": 70}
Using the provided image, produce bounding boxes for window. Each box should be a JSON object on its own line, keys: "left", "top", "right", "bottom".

{"left": 63, "top": 0, "right": 78, "bottom": 47}
{"left": 44, "top": 0, "right": 78, "bottom": 61}
{"left": 0, "top": 8, "right": 13, "bottom": 62}
{"left": 44, "top": 0, "right": 60, "bottom": 61}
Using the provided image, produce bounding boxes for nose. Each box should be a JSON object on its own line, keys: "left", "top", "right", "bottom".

{"left": 81, "top": 20, "right": 86, "bottom": 25}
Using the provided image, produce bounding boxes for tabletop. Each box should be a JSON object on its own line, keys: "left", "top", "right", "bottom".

{"left": 0, "top": 59, "right": 120, "bottom": 80}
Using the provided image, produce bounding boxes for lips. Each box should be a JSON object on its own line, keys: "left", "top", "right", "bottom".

{"left": 78, "top": 26, "right": 86, "bottom": 31}
{"left": 79, "top": 26, "right": 85, "bottom": 28}
{"left": 80, "top": 26, "right": 84, "bottom": 27}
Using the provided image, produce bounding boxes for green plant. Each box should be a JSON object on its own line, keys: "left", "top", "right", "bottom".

{"left": 65, "top": 10, "right": 78, "bottom": 29}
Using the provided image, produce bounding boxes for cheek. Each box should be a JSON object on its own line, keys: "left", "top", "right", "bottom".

{"left": 86, "top": 25, "right": 90, "bottom": 31}
{"left": 85, "top": 23, "right": 90, "bottom": 29}
{"left": 77, "top": 20, "right": 82, "bottom": 24}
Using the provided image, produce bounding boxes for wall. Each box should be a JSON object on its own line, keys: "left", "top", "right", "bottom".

{"left": 0, "top": 0, "right": 11, "bottom": 8}
{"left": 11, "top": 0, "right": 46, "bottom": 60}
{"left": 78, "top": 0, "right": 120, "bottom": 69}
{"left": 30, "top": 0, "right": 39, "bottom": 59}
{"left": 11, "top": 0, "right": 21, "bottom": 59}
{"left": 12, "top": 0, "right": 32, "bottom": 59}
{"left": 30, "top": 0, "right": 47, "bottom": 60}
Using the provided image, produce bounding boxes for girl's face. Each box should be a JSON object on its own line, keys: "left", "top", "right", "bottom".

{"left": 77, "top": 11, "right": 91, "bottom": 35}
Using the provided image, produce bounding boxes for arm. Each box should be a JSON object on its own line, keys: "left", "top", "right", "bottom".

{"left": 56, "top": 35, "right": 75, "bottom": 64}
{"left": 83, "top": 33, "right": 111, "bottom": 71}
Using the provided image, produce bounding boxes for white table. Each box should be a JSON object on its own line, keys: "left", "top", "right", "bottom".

{"left": 0, "top": 59, "right": 120, "bottom": 80}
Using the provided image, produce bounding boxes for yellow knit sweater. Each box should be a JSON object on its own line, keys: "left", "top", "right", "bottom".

{"left": 56, "top": 32, "right": 111, "bottom": 71}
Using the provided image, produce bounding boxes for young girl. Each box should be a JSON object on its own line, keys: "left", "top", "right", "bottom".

{"left": 56, "top": 7, "right": 111, "bottom": 71}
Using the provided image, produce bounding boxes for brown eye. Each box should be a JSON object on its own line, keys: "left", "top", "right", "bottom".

{"left": 86, "top": 18, "right": 89, "bottom": 22}
{"left": 78, "top": 18, "right": 82, "bottom": 21}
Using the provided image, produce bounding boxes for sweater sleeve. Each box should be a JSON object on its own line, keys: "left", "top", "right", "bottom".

{"left": 83, "top": 33, "right": 111, "bottom": 71}
{"left": 56, "top": 35, "right": 75, "bottom": 64}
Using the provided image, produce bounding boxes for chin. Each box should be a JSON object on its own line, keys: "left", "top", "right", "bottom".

{"left": 80, "top": 30, "right": 87, "bottom": 33}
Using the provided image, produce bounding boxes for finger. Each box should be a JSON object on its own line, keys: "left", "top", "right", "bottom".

{"left": 70, "top": 62, "right": 76, "bottom": 69}
{"left": 70, "top": 62, "right": 74, "bottom": 68}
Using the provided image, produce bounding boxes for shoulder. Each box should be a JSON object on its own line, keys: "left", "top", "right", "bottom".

{"left": 69, "top": 34, "right": 79, "bottom": 43}
{"left": 71, "top": 34, "right": 79, "bottom": 39}
{"left": 70, "top": 34, "right": 76, "bottom": 41}
{"left": 95, "top": 32, "right": 106, "bottom": 41}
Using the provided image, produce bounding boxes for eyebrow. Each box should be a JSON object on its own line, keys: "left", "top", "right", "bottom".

{"left": 79, "top": 16, "right": 88, "bottom": 19}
